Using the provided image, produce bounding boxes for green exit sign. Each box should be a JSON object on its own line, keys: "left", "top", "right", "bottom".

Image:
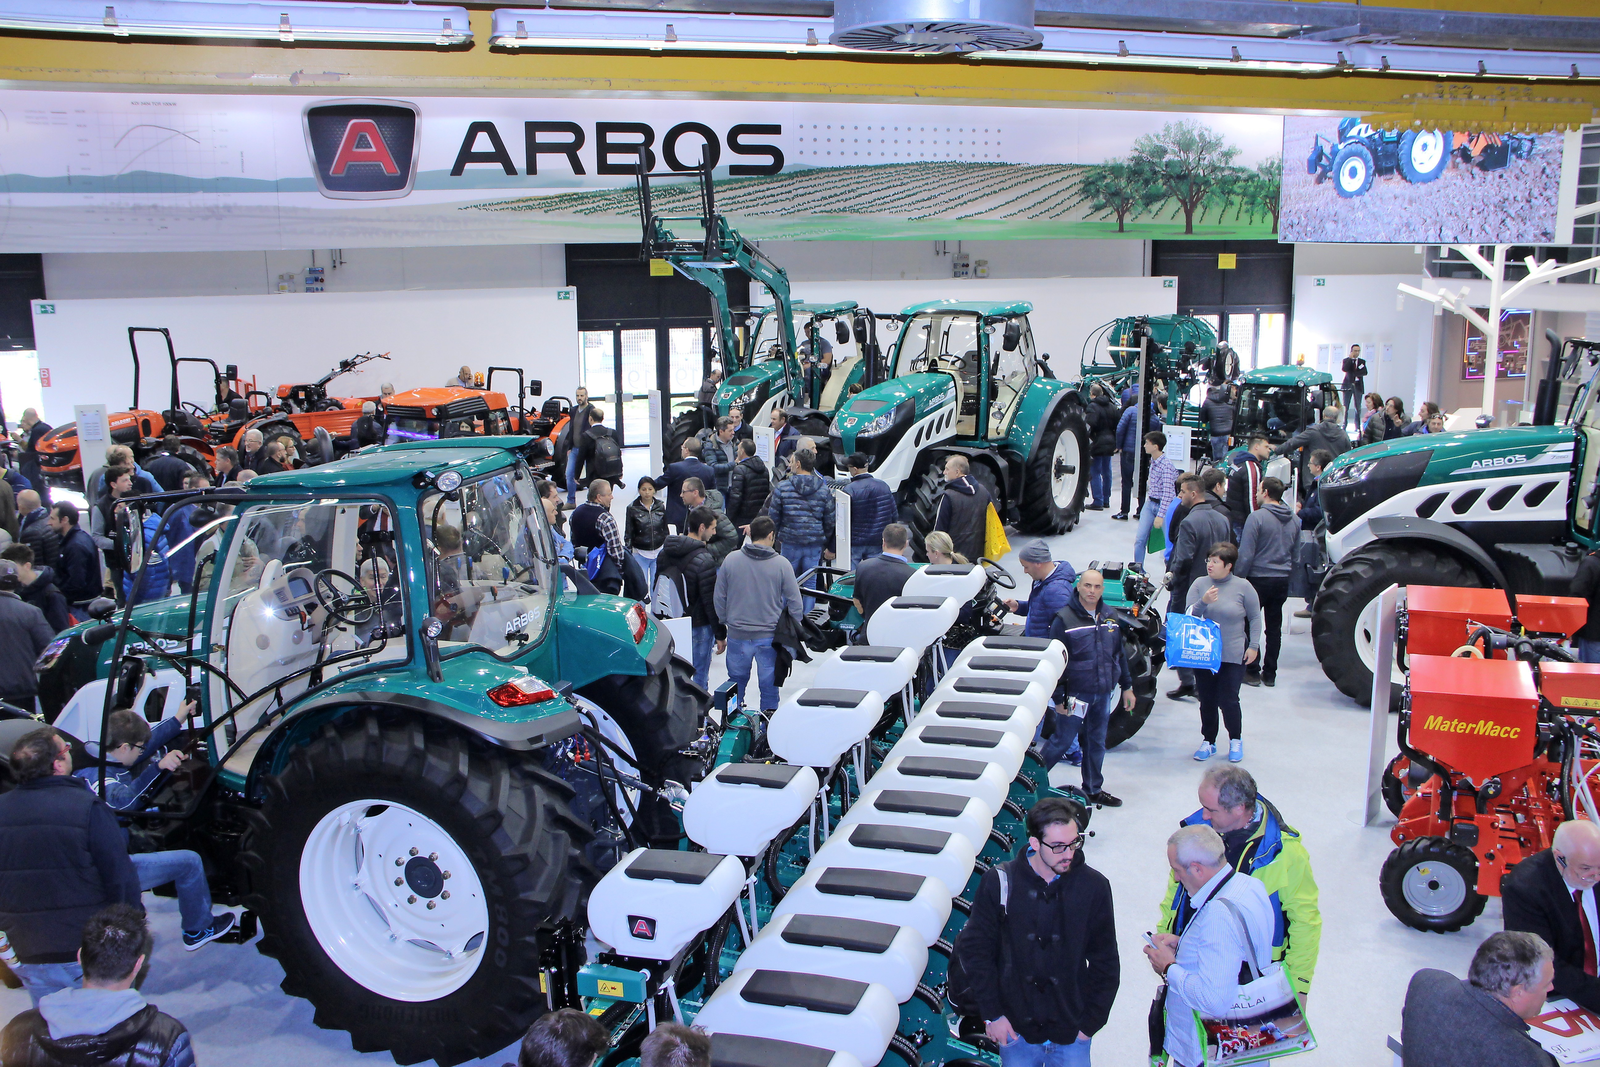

{"left": 1162, "top": 279, "right": 1174, "bottom": 288}
{"left": 557, "top": 290, "right": 573, "bottom": 301}
{"left": 1314, "top": 278, "right": 1327, "bottom": 287}
{"left": 35, "top": 302, "right": 54, "bottom": 314}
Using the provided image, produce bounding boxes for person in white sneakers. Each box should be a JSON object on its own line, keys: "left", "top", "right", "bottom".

{"left": 1185, "top": 543, "right": 1262, "bottom": 764}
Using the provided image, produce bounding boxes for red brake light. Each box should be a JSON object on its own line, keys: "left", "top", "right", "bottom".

{"left": 487, "top": 675, "right": 557, "bottom": 707}
{"left": 628, "top": 602, "right": 649, "bottom": 644}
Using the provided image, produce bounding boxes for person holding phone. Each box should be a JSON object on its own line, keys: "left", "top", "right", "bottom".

{"left": 950, "top": 796, "right": 1119, "bottom": 1066}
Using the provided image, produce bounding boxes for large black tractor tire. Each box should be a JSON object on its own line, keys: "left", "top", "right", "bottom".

{"left": 664, "top": 407, "right": 711, "bottom": 470}
{"left": 552, "top": 423, "right": 575, "bottom": 490}
{"left": 1312, "top": 542, "right": 1483, "bottom": 708}
{"left": 1107, "top": 623, "right": 1163, "bottom": 749}
{"left": 1018, "top": 402, "right": 1089, "bottom": 535}
{"left": 1332, "top": 142, "right": 1376, "bottom": 198}
{"left": 897, "top": 461, "right": 945, "bottom": 562}
{"left": 238, "top": 710, "right": 596, "bottom": 1066}
{"left": 1382, "top": 753, "right": 1433, "bottom": 818}
{"left": 252, "top": 421, "right": 309, "bottom": 466}
{"left": 1398, "top": 129, "right": 1449, "bottom": 184}
{"left": 1380, "top": 837, "right": 1487, "bottom": 933}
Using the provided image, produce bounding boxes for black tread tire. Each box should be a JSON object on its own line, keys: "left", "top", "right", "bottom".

{"left": 253, "top": 421, "right": 309, "bottom": 465}
{"left": 1382, "top": 754, "right": 1410, "bottom": 818}
{"left": 664, "top": 407, "right": 710, "bottom": 470}
{"left": 1107, "top": 623, "right": 1162, "bottom": 748}
{"left": 1018, "top": 403, "right": 1089, "bottom": 536}
{"left": 238, "top": 710, "right": 596, "bottom": 1066}
{"left": 1379, "top": 837, "right": 1487, "bottom": 933}
{"left": 1311, "top": 542, "right": 1482, "bottom": 708}
{"left": 897, "top": 461, "right": 945, "bottom": 562}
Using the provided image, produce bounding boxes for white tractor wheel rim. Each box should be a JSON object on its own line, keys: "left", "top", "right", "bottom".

{"left": 1354, "top": 594, "right": 1383, "bottom": 674}
{"left": 1401, "top": 859, "right": 1466, "bottom": 917}
{"left": 1050, "top": 427, "right": 1081, "bottom": 509}
{"left": 1410, "top": 131, "right": 1445, "bottom": 172}
{"left": 300, "top": 799, "right": 489, "bottom": 1002}
{"left": 1339, "top": 158, "right": 1367, "bottom": 192}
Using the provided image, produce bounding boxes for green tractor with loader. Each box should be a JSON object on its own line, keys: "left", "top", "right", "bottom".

{"left": 1311, "top": 333, "right": 1600, "bottom": 706}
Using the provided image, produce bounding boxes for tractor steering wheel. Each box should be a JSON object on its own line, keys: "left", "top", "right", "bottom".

{"left": 978, "top": 557, "right": 1016, "bottom": 590}
{"left": 182, "top": 402, "right": 210, "bottom": 419}
{"left": 313, "top": 568, "right": 377, "bottom": 626}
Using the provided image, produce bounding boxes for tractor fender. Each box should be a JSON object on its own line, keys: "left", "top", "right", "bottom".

{"left": 1362, "top": 516, "right": 1509, "bottom": 589}
{"left": 1022, "top": 384, "right": 1085, "bottom": 465}
{"left": 244, "top": 688, "right": 581, "bottom": 799}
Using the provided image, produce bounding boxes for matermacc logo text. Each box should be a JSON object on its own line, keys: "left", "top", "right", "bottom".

{"left": 1420, "top": 714, "right": 1523, "bottom": 739}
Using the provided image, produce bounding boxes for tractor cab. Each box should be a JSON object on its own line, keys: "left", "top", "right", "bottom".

{"left": 383, "top": 387, "right": 516, "bottom": 442}
{"left": 1232, "top": 365, "right": 1338, "bottom": 446}
{"left": 889, "top": 300, "right": 1039, "bottom": 441}
{"left": 718, "top": 301, "right": 879, "bottom": 425}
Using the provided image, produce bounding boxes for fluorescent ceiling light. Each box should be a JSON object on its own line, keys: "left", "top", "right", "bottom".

{"left": 0, "top": 0, "right": 472, "bottom": 45}
{"left": 491, "top": 9, "right": 842, "bottom": 54}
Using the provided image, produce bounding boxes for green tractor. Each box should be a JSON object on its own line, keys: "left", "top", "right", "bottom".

{"left": 1312, "top": 333, "right": 1600, "bottom": 706}
{"left": 19, "top": 438, "right": 707, "bottom": 1065}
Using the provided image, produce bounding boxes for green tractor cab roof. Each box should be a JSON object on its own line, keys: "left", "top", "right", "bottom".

{"left": 1241, "top": 365, "right": 1333, "bottom": 388}
{"left": 900, "top": 299, "right": 1033, "bottom": 320}
{"left": 248, "top": 437, "right": 529, "bottom": 491}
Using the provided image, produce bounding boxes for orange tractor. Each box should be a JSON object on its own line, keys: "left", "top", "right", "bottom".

{"left": 1380, "top": 585, "right": 1600, "bottom": 932}
{"left": 380, "top": 367, "right": 545, "bottom": 445}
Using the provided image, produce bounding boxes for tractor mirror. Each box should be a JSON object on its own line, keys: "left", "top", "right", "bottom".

{"left": 835, "top": 320, "right": 850, "bottom": 346}
{"left": 853, "top": 316, "right": 868, "bottom": 345}
{"left": 86, "top": 597, "right": 118, "bottom": 621}
{"left": 528, "top": 379, "right": 543, "bottom": 397}
{"left": 224, "top": 364, "right": 238, "bottom": 381}
{"left": 1002, "top": 321, "right": 1022, "bottom": 352}
{"left": 116, "top": 504, "right": 144, "bottom": 575}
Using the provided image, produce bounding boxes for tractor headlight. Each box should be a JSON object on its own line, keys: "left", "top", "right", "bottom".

{"left": 1320, "top": 449, "right": 1433, "bottom": 534}
{"left": 725, "top": 385, "right": 761, "bottom": 408}
{"left": 857, "top": 401, "right": 913, "bottom": 438}
{"left": 1321, "top": 458, "right": 1379, "bottom": 488}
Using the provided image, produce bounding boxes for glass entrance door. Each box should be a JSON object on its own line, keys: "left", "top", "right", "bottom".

{"left": 580, "top": 328, "right": 661, "bottom": 447}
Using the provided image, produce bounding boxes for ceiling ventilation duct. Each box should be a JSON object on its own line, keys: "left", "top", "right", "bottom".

{"left": 830, "top": 0, "right": 1041, "bottom": 53}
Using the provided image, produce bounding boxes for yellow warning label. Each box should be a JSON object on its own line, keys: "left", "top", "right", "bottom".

{"left": 1561, "top": 696, "right": 1600, "bottom": 709}
{"left": 1217, "top": 253, "right": 1238, "bottom": 270}
{"left": 649, "top": 258, "right": 673, "bottom": 277}
{"left": 597, "top": 979, "right": 625, "bottom": 997}
{"left": 539, "top": 973, "right": 548, "bottom": 993}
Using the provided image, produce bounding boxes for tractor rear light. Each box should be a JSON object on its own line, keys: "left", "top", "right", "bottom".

{"left": 487, "top": 675, "right": 557, "bottom": 707}
{"left": 628, "top": 602, "right": 649, "bottom": 644}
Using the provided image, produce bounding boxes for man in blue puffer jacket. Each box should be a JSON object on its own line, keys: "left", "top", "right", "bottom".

{"left": 1047, "top": 568, "right": 1134, "bottom": 808}
{"left": 1002, "top": 541, "right": 1076, "bottom": 638}
{"left": 767, "top": 448, "right": 836, "bottom": 611}
{"left": 844, "top": 453, "right": 897, "bottom": 569}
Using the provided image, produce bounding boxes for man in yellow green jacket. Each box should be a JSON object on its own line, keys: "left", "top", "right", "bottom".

{"left": 1158, "top": 764, "right": 1322, "bottom": 998}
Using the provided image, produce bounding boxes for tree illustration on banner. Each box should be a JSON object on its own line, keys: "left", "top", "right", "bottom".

{"left": 1078, "top": 158, "right": 1166, "bottom": 232}
{"left": 1131, "top": 121, "right": 1241, "bottom": 235}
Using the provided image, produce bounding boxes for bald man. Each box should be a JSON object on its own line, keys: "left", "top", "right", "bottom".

{"left": 1503, "top": 820, "right": 1600, "bottom": 1012}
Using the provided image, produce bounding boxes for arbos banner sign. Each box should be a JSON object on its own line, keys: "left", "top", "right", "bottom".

{"left": 303, "top": 100, "right": 420, "bottom": 199}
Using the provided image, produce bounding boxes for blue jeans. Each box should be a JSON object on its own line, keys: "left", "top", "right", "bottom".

{"left": 565, "top": 449, "right": 582, "bottom": 503}
{"left": 781, "top": 542, "right": 823, "bottom": 613}
{"left": 1210, "top": 435, "right": 1229, "bottom": 463}
{"left": 132, "top": 849, "right": 213, "bottom": 934}
{"left": 1035, "top": 707, "right": 1082, "bottom": 769}
{"left": 1134, "top": 495, "right": 1164, "bottom": 567}
{"left": 1582, "top": 639, "right": 1600, "bottom": 664}
{"left": 725, "top": 636, "right": 779, "bottom": 711}
{"left": 691, "top": 625, "right": 716, "bottom": 691}
{"left": 1089, "top": 456, "right": 1112, "bottom": 507}
{"left": 636, "top": 552, "right": 659, "bottom": 597}
{"left": 13, "top": 962, "right": 82, "bottom": 1007}
{"left": 998, "top": 1035, "right": 1091, "bottom": 1067}
{"left": 850, "top": 544, "right": 877, "bottom": 569}
{"left": 1070, "top": 691, "right": 1116, "bottom": 796}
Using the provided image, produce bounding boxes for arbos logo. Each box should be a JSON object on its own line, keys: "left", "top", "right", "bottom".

{"left": 304, "top": 100, "right": 420, "bottom": 200}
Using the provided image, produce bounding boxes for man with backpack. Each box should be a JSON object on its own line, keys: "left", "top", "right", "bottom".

{"left": 653, "top": 506, "right": 725, "bottom": 690}
{"left": 584, "top": 408, "right": 624, "bottom": 488}
{"left": 951, "top": 796, "right": 1119, "bottom": 1067}
{"left": 726, "top": 438, "right": 771, "bottom": 530}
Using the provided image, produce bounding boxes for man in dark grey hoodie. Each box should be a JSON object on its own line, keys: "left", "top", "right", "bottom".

{"left": 1235, "top": 476, "right": 1297, "bottom": 688}
{"left": 714, "top": 516, "right": 803, "bottom": 712}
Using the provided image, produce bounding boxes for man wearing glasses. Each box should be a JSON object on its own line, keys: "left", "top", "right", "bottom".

{"left": 951, "top": 796, "right": 1119, "bottom": 1066}
{"left": 1503, "top": 819, "right": 1600, "bottom": 1013}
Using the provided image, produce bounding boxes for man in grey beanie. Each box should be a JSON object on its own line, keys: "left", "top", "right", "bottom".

{"left": 1003, "top": 541, "right": 1076, "bottom": 639}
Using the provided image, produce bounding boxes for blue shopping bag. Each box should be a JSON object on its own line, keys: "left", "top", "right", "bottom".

{"left": 1165, "top": 612, "right": 1223, "bottom": 672}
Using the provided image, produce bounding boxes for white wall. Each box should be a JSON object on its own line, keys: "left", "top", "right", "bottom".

{"left": 1293, "top": 244, "right": 1428, "bottom": 276}
{"left": 29, "top": 287, "right": 579, "bottom": 425}
{"left": 1290, "top": 274, "right": 1438, "bottom": 413}
{"left": 784, "top": 275, "right": 1177, "bottom": 372}
{"left": 761, "top": 238, "right": 1148, "bottom": 282}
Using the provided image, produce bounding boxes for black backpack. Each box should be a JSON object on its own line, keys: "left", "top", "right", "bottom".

{"left": 945, "top": 863, "right": 1012, "bottom": 1018}
{"left": 588, "top": 427, "right": 624, "bottom": 481}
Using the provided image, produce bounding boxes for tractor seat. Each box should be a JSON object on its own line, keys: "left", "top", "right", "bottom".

{"left": 952, "top": 635, "right": 1066, "bottom": 670}
{"left": 902, "top": 563, "right": 985, "bottom": 603}
{"left": 951, "top": 653, "right": 1063, "bottom": 692}
{"left": 927, "top": 672, "right": 1053, "bottom": 716}
{"left": 767, "top": 689, "right": 885, "bottom": 769}
{"left": 733, "top": 912, "right": 929, "bottom": 1003}
{"left": 809, "top": 822, "right": 979, "bottom": 901}
{"left": 683, "top": 762, "right": 820, "bottom": 858}
{"left": 810, "top": 645, "right": 919, "bottom": 696}
{"left": 912, "top": 697, "right": 1043, "bottom": 740}
{"left": 710, "top": 1033, "right": 863, "bottom": 1067}
{"left": 885, "top": 722, "right": 1028, "bottom": 781}
{"left": 694, "top": 969, "right": 900, "bottom": 1067}
{"left": 587, "top": 848, "right": 744, "bottom": 962}
{"left": 868, "top": 754, "right": 1013, "bottom": 818}
{"left": 772, "top": 865, "right": 953, "bottom": 946}
{"left": 541, "top": 398, "right": 568, "bottom": 419}
{"left": 864, "top": 596, "right": 960, "bottom": 651}
{"left": 835, "top": 788, "right": 994, "bottom": 867}
{"left": 161, "top": 410, "right": 205, "bottom": 437}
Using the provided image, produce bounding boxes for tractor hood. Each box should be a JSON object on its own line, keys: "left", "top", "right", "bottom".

{"left": 1242, "top": 365, "right": 1332, "bottom": 387}
{"left": 716, "top": 362, "right": 788, "bottom": 416}
{"left": 829, "top": 373, "right": 956, "bottom": 452}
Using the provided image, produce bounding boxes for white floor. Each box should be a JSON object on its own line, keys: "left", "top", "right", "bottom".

{"left": 0, "top": 452, "right": 1488, "bottom": 1066}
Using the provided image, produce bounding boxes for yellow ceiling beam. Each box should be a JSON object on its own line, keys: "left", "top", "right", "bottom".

{"left": 1294, "top": 0, "right": 1596, "bottom": 15}
{"left": 0, "top": 11, "right": 1593, "bottom": 131}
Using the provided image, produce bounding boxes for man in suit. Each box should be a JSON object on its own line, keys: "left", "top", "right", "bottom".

{"left": 1340, "top": 344, "right": 1367, "bottom": 430}
{"left": 1400, "top": 931, "right": 1556, "bottom": 1067}
{"left": 1502, "top": 819, "right": 1600, "bottom": 1012}
{"left": 659, "top": 438, "right": 718, "bottom": 534}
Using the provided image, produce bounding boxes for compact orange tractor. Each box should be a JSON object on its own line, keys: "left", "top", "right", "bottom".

{"left": 1380, "top": 585, "right": 1600, "bottom": 932}
{"left": 381, "top": 367, "right": 543, "bottom": 444}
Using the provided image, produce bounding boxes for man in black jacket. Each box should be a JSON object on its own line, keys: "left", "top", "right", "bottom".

{"left": 726, "top": 439, "right": 770, "bottom": 530}
{"left": 1085, "top": 384, "right": 1119, "bottom": 511}
{"left": 660, "top": 438, "right": 718, "bottom": 533}
{"left": 1047, "top": 569, "right": 1134, "bottom": 807}
{"left": 17, "top": 489, "right": 59, "bottom": 572}
{"left": 0, "top": 560, "right": 57, "bottom": 709}
{"left": 0, "top": 728, "right": 142, "bottom": 1005}
{"left": 48, "top": 501, "right": 103, "bottom": 608}
{"left": 3, "top": 545, "right": 72, "bottom": 633}
{"left": 1340, "top": 345, "right": 1367, "bottom": 430}
{"left": 143, "top": 437, "right": 192, "bottom": 494}
{"left": 1224, "top": 434, "right": 1271, "bottom": 540}
{"left": 1502, "top": 820, "right": 1600, "bottom": 1013}
{"left": 1, "top": 903, "right": 197, "bottom": 1067}
{"left": 654, "top": 507, "right": 724, "bottom": 690}
{"left": 953, "top": 796, "right": 1118, "bottom": 1065}
{"left": 852, "top": 523, "right": 914, "bottom": 624}
{"left": 934, "top": 455, "right": 993, "bottom": 563}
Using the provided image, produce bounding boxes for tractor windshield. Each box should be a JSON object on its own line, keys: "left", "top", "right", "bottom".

{"left": 420, "top": 462, "right": 558, "bottom": 658}
{"left": 897, "top": 314, "right": 980, "bottom": 376}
